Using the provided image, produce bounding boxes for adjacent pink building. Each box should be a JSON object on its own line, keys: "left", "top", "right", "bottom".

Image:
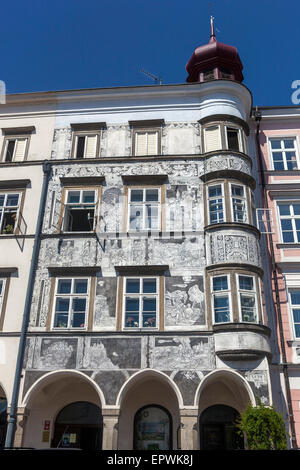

{"left": 254, "top": 106, "right": 300, "bottom": 448}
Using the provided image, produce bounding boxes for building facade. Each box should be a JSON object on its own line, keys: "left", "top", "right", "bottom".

{"left": 0, "top": 27, "right": 281, "bottom": 451}
{"left": 254, "top": 106, "right": 300, "bottom": 448}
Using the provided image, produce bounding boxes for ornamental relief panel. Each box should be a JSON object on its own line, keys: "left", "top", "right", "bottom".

{"left": 204, "top": 154, "right": 251, "bottom": 175}
{"left": 209, "top": 232, "right": 261, "bottom": 267}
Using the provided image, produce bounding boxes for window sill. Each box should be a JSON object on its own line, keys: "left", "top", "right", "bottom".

{"left": 276, "top": 243, "right": 300, "bottom": 249}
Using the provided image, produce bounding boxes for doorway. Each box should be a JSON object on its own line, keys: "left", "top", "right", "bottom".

{"left": 200, "top": 405, "right": 244, "bottom": 450}
{"left": 51, "top": 401, "right": 102, "bottom": 450}
{"left": 134, "top": 405, "right": 172, "bottom": 450}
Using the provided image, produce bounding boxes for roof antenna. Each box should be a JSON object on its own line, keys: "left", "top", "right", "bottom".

{"left": 140, "top": 69, "right": 162, "bottom": 85}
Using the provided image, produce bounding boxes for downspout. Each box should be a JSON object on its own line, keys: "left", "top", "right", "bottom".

{"left": 5, "top": 160, "right": 52, "bottom": 448}
{"left": 253, "top": 110, "right": 297, "bottom": 449}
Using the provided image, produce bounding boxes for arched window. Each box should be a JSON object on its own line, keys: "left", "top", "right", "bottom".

{"left": 200, "top": 404, "right": 244, "bottom": 450}
{"left": 52, "top": 401, "right": 102, "bottom": 450}
{"left": 134, "top": 405, "right": 172, "bottom": 450}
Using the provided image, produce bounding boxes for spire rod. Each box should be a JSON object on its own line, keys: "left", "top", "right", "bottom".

{"left": 210, "top": 15, "right": 216, "bottom": 42}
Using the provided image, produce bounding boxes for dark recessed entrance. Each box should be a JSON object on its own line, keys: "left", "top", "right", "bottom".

{"left": 200, "top": 405, "right": 244, "bottom": 450}
{"left": 134, "top": 405, "right": 172, "bottom": 450}
{"left": 51, "top": 401, "right": 102, "bottom": 450}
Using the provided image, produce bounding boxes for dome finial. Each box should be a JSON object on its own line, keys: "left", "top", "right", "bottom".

{"left": 210, "top": 15, "right": 216, "bottom": 42}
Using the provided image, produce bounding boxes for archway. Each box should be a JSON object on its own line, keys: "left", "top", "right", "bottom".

{"left": 134, "top": 405, "right": 172, "bottom": 450}
{"left": 52, "top": 401, "right": 103, "bottom": 450}
{"left": 0, "top": 385, "right": 7, "bottom": 448}
{"left": 22, "top": 370, "right": 104, "bottom": 449}
{"left": 200, "top": 405, "right": 243, "bottom": 450}
{"left": 117, "top": 370, "right": 181, "bottom": 449}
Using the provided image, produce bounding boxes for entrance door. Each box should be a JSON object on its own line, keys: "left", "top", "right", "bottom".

{"left": 200, "top": 405, "right": 244, "bottom": 450}
{"left": 134, "top": 405, "right": 172, "bottom": 450}
{"left": 52, "top": 401, "right": 103, "bottom": 450}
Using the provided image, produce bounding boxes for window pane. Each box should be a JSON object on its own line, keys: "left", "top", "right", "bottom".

{"left": 0, "top": 280, "right": 3, "bottom": 295}
{"left": 130, "top": 190, "right": 143, "bottom": 202}
{"left": 72, "top": 312, "right": 85, "bottom": 328}
{"left": 57, "top": 280, "right": 72, "bottom": 294}
{"left": 270, "top": 140, "right": 281, "bottom": 149}
{"left": 76, "top": 136, "right": 85, "bottom": 159}
{"left": 125, "top": 313, "right": 139, "bottom": 328}
{"left": 278, "top": 204, "right": 291, "bottom": 216}
{"left": 145, "top": 204, "right": 159, "bottom": 229}
{"left": 143, "top": 278, "right": 156, "bottom": 293}
{"left": 213, "top": 276, "right": 228, "bottom": 291}
{"left": 55, "top": 298, "right": 70, "bottom": 311}
{"left": 6, "top": 194, "right": 19, "bottom": 206}
{"left": 82, "top": 191, "right": 95, "bottom": 203}
{"left": 145, "top": 189, "right": 159, "bottom": 202}
{"left": 125, "top": 298, "right": 139, "bottom": 312}
{"left": 231, "top": 185, "right": 244, "bottom": 197}
{"left": 240, "top": 294, "right": 256, "bottom": 322}
{"left": 286, "top": 152, "right": 298, "bottom": 170}
{"left": 143, "top": 297, "right": 156, "bottom": 312}
{"left": 293, "top": 309, "right": 300, "bottom": 322}
{"left": 5, "top": 140, "right": 15, "bottom": 162}
{"left": 214, "top": 295, "right": 230, "bottom": 323}
{"left": 129, "top": 205, "right": 143, "bottom": 230}
{"left": 284, "top": 139, "right": 295, "bottom": 149}
{"left": 239, "top": 276, "right": 254, "bottom": 291}
{"left": 54, "top": 313, "right": 68, "bottom": 328}
{"left": 295, "top": 324, "right": 300, "bottom": 338}
{"left": 126, "top": 279, "right": 140, "bottom": 293}
{"left": 280, "top": 219, "right": 293, "bottom": 230}
{"left": 293, "top": 204, "right": 300, "bottom": 216}
{"left": 208, "top": 185, "right": 222, "bottom": 198}
{"left": 290, "top": 291, "right": 300, "bottom": 305}
{"left": 74, "top": 279, "right": 88, "bottom": 294}
{"left": 143, "top": 314, "right": 156, "bottom": 327}
{"left": 67, "top": 191, "right": 80, "bottom": 204}
{"left": 227, "top": 128, "right": 240, "bottom": 151}
{"left": 0, "top": 196, "right": 4, "bottom": 207}
{"left": 273, "top": 161, "right": 285, "bottom": 170}
{"left": 72, "top": 298, "right": 86, "bottom": 312}
{"left": 282, "top": 231, "right": 294, "bottom": 243}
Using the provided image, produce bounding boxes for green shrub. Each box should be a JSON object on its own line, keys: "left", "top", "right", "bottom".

{"left": 236, "top": 402, "right": 288, "bottom": 450}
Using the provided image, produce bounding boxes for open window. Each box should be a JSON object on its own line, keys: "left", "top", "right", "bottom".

{"left": 0, "top": 193, "right": 21, "bottom": 234}
{"left": 62, "top": 189, "right": 99, "bottom": 232}
{"left": 1, "top": 126, "right": 34, "bottom": 162}
{"left": 70, "top": 123, "right": 105, "bottom": 159}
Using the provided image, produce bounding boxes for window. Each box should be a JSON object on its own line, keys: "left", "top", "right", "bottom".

{"left": 211, "top": 275, "right": 231, "bottom": 323}
{"left": 53, "top": 278, "right": 89, "bottom": 329}
{"left": 62, "top": 189, "right": 98, "bottom": 232}
{"left": 278, "top": 202, "right": 300, "bottom": 243}
{"left": 3, "top": 138, "right": 28, "bottom": 162}
{"left": 219, "top": 69, "right": 232, "bottom": 79}
{"left": 123, "top": 277, "right": 158, "bottom": 329}
{"left": 289, "top": 290, "right": 300, "bottom": 338}
{"left": 231, "top": 184, "right": 247, "bottom": 223}
{"left": 270, "top": 138, "right": 299, "bottom": 170}
{"left": 134, "top": 130, "right": 159, "bottom": 156}
{"left": 208, "top": 184, "right": 224, "bottom": 224}
{"left": 0, "top": 193, "right": 20, "bottom": 234}
{"left": 74, "top": 134, "right": 99, "bottom": 159}
{"left": 204, "top": 126, "right": 222, "bottom": 152}
{"left": 225, "top": 127, "right": 241, "bottom": 152}
{"left": 237, "top": 275, "right": 257, "bottom": 322}
{"left": 128, "top": 188, "right": 160, "bottom": 231}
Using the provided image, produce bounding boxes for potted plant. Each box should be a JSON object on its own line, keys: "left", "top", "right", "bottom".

{"left": 2, "top": 224, "right": 14, "bottom": 234}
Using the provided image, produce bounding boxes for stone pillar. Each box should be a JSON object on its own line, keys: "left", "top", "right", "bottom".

{"left": 102, "top": 409, "right": 120, "bottom": 450}
{"left": 179, "top": 409, "right": 199, "bottom": 450}
{"left": 7, "top": 407, "right": 30, "bottom": 448}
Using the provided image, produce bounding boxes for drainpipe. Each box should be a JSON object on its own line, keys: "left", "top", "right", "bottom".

{"left": 253, "top": 110, "right": 297, "bottom": 449}
{"left": 5, "top": 160, "right": 52, "bottom": 448}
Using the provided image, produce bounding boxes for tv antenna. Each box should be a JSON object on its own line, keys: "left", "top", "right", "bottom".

{"left": 140, "top": 69, "right": 162, "bottom": 85}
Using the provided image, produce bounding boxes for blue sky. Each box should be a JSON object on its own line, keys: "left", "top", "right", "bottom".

{"left": 0, "top": 0, "right": 299, "bottom": 106}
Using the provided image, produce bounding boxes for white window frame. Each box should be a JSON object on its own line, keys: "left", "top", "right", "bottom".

{"left": 225, "top": 125, "right": 243, "bottom": 152}
{"left": 288, "top": 289, "right": 300, "bottom": 339}
{"left": 123, "top": 276, "right": 159, "bottom": 330}
{"left": 4, "top": 137, "right": 28, "bottom": 162}
{"left": 211, "top": 274, "right": 232, "bottom": 324}
{"left": 128, "top": 187, "right": 161, "bottom": 232}
{"left": 0, "top": 192, "right": 21, "bottom": 235}
{"left": 74, "top": 133, "right": 99, "bottom": 159}
{"left": 62, "top": 189, "right": 98, "bottom": 233}
{"left": 230, "top": 183, "right": 248, "bottom": 224}
{"left": 204, "top": 125, "right": 222, "bottom": 153}
{"left": 207, "top": 183, "right": 225, "bottom": 225}
{"left": 52, "top": 277, "right": 90, "bottom": 330}
{"left": 236, "top": 274, "right": 258, "bottom": 323}
{"left": 277, "top": 200, "right": 300, "bottom": 244}
{"left": 134, "top": 130, "right": 159, "bottom": 156}
{"left": 268, "top": 136, "right": 300, "bottom": 171}
{"left": 0, "top": 278, "right": 6, "bottom": 313}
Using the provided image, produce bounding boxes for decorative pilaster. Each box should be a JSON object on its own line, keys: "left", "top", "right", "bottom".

{"left": 102, "top": 409, "right": 120, "bottom": 450}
